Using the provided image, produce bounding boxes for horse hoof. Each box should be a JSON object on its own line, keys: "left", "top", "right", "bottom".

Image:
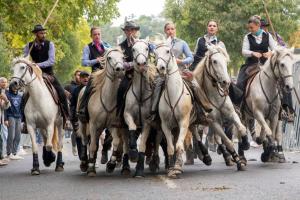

{"left": 261, "top": 152, "right": 270, "bottom": 163}
{"left": 237, "top": 163, "right": 246, "bottom": 171}
{"left": 101, "top": 153, "right": 108, "bottom": 164}
{"left": 278, "top": 153, "right": 286, "bottom": 163}
{"left": 149, "top": 157, "right": 160, "bottom": 173}
{"left": 134, "top": 170, "right": 145, "bottom": 178}
{"left": 128, "top": 149, "right": 139, "bottom": 163}
{"left": 80, "top": 162, "right": 88, "bottom": 172}
{"left": 87, "top": 170, "right": 96, "bottom": 177}
{"left": 116, "top": 161, "right": 122, "bottom": 168}
{"left": 167, "top": 170, "right": 178, "bottom": 179}
{"left": 240, "top": 156, "right": 248, "bottom": 166}
{"left": 121, "top": 166, "right": 131, "bottom": 175}
{"left": 31, "top": 168, "right": 40, "bottom": 175}
{"left": 106, "top": 161, "right": 116, "bottom": 173}
{"left": 55, "top": 165, "right": 64, "bottom": 172}
{"left": 184, "top": 159, "right": 194, "bottom": 165}
{"left": 256, "top": 137, "right": 264, "bottom": 145}
{"left": 203, "top": 154, "right": 212, "bottom": 166}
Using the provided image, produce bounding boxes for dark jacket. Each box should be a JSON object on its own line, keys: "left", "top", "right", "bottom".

{"left": 70, "top": 84, "right": 85, "bottom": 121}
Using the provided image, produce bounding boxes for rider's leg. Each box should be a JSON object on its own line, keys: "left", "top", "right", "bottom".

{"left": 51, "top": 76, "right": 70, "bottom": 119}
{"left": 147, "top": 76, "right": 165, "bottom": 121}
{"left": 78, "top": 80, "right": 92, "bottom": 122}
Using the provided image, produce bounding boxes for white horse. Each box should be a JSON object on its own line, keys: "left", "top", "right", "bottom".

{"left": 77, "top": 49, "right": 125, "bottom": 177}
{"left": 239, "top": 48, "right": 295, "bottom": 163}
{"left": 123, "top": 39, "right": 156, "bottom": 177}
{"left": 11, "top": 58, "right": 64, "bottom": 175}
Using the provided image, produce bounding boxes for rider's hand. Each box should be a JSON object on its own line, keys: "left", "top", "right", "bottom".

{"left": 252, "top": 52, "right": 262, "bottom": 58}
{"left": 97, "top": 56, "right": 105, "bottom": 63}
{"left": 4, "top": 120, "right": 9, "bottom": 127}
{"left": 176, "top": 59, "right": 183, "bottom": 65}
{"left": 0, "top": 94, "right": 8, "bottom": 102}
{"left": 262, "top": 51, "right": 272, "bottom": 58}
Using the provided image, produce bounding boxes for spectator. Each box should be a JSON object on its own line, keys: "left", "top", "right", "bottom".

{"left": 5, "top": 84, "right": 23, "bottom": 160}
{"left": 0, "top": 77, "right": 10, "bottom": 166}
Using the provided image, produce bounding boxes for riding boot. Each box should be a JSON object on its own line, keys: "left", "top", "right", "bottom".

{"left": 189, "top": 79, "right": 213, "bottom": 113}
{"left": 147, "top": 76, "right": 165, "bottom": 122}
{"left": 78, "top": 80, "right": 93, "bottom": 123}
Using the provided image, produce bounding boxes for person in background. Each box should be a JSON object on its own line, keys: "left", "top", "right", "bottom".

{"left": 70, "top": 71, "right": 90, "bottom": 160}
{"left": 0, "top": 77, "right": 10, "bottom": 166}
{"left": 4, "top": 84, "right": 23, "bottom": 160}
{"left": 260, "top": 19, "right": 286, "bottom": 47}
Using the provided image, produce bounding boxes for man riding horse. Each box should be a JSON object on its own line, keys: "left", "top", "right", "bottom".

{"left": 24, "top": 24, "right": 69, "bottom": 121}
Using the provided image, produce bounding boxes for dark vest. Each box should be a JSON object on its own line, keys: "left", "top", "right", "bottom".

{"left": 29, "top": 40, "right": 53, "bottom": 74}
{"left": 190, "top": 37, "right": 218, "bottom": 71}
{"left": 119, "top": 39, "right": 133, "bottom": 62}
{"left": 246, "top": 32, "right": 269, "bottom": 66}
{"left": 88, "top": 42, "right": 105, "bottom": 72}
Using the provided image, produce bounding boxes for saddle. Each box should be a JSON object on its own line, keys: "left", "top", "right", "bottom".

{"left": 42, "top": 74, "right": 59, "bottom": 105}
{"left": 244, "top": 65, "right": 260, "bottom": 99}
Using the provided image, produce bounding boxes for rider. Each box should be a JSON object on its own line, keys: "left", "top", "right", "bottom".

{"left": 191, "top": 20, "right": 226, "bottom": 70}
{"left": 77, "top": 26, "right": 111, "bottom": 163}
{"left": 78, "top": 26, "right": 111, "bottom": 122}
{"left": 148, "top": 22, "right": 212, "bottom": 122}
{"left": 116, "top": 21, "right": 140, "bottom": 118}
{"left": 24, "top": 24, "right": 69, "bottom": 121}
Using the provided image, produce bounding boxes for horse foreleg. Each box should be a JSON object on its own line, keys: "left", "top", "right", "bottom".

{"left": 211, "top": 122, "right": 246, "bottom": 171}
{"left": 230, "top": 112, "right": 250, "bottom": 151}
{"left": 106, "top": 128, "right": 120, "bottom": 173}
{"left": 124, "top": 112, "right": 139, "bottom": 162}
{"left": 55, "top": 121, "right": 64, "bottom": 172}
{"left": 27, "top": 124, "right": 40, "bottom": 175}
{"left": 121, "top": 129, "right": 131, "bottom": 175}
{"left": 275, "top": 120, "right": 285, "bottom": 163}
{"left": 87, "top": 124, "right": 101, "bottom": 177}
{"left": 161, "top": 122, "right": 175, "bottom": 177}
{"left": 134, "top": 124, "right": 151, "bottom": 177}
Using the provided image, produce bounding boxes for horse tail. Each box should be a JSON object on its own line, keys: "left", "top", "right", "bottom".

{"left": 52, "top": 125, "right": 59, "bottom": 152}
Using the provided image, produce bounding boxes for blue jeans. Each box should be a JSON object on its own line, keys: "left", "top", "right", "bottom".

{"left": 6, "top": 117, "right": 22, "bottom": 155}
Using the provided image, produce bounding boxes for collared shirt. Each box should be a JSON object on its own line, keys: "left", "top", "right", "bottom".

{"left": 242, "top": 30, "right": 276, "bottom": 57}
{"left": 81, "top": 41, "right": 111, "bottom": 67}
{"left": 24, "top": 41, "right": 55, "bottom": 68}
{"left": 166, "top": 37, "right": 194, "bottom": 67}
{"left": 202, "top": 34, "right": 226, "bottom": 50}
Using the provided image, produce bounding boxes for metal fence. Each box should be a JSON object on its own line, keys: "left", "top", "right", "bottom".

{"left": 283, "top": 60, "right": 300, "bottom": 151}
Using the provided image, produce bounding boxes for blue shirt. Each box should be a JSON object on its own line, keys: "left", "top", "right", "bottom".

{"left": 81, "top": 41, "right": 111, "bottom": 67}
{"left": 4, "top": 90, "right": 22, "bottom": 120}
{"left": 168, "top": 37, "right": 194, "bottom": 68}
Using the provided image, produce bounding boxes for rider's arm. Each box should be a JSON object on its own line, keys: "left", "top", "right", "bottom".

{"left": 242, "top": 35, "right": 253, "bottom": 57}
{"left": 81, "top": 45, "right": 98, "bottom": 67}
{"left": 36, "top": 42, "right": 55, "bottom": 68}
{"left": 182, "top": 41, "right": 194, "bottom": 65}
{"left": 23, "top": 43, "right": 30, "bottom": 57}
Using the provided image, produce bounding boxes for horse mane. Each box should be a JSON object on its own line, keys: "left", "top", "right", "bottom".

{"left": 146, "top": 63, "right": 157, "bottom": 83}
{"left": 90, "top": 48, "right": 122, "bottom": 93}
{"left": 12, "top": 57, "right": 43, "bottom": 81}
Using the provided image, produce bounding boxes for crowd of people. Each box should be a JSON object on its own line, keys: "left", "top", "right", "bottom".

{"left": 0, "top": 14, "right": 295, "bottom": 168}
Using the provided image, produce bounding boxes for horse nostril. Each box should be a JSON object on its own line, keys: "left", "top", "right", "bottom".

{"left": 116, "top": 67, "right": 120, "bottom": 71}
{"left": 285, "top": 85, "right": 291, "bottom": 91}
{"left": 161, "top": 66, "right": 165, "bottom": 70}
{"left": 143, "top": 62, "right": 146, "bottom": 65}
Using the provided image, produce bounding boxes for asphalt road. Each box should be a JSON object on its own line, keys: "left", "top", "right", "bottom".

{"left": 1, "top": 139, "right": 300, "bottom": 200}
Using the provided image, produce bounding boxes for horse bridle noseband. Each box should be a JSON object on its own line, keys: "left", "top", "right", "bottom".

{"left": 105, "top": 49, "right": 124, "bottom": 82}
{"left": 11, "top": 60, "right": 37, "bottom": 87}
{"left": 155, "top": 44, "right": 178, "bottom": 75}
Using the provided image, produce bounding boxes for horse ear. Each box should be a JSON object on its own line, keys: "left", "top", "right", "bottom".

{"left": 271, "top": 48, "right": 279, "bottom": 65}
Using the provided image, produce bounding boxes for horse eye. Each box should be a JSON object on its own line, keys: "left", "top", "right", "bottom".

{"left": 166, "top": 50, "right": 170, "bottom": 54}
{"left": 280, "top": 63, "right": 284, "bottom": 68}
{"left": 21, "top": 66, "right": 25, "bottom": 70}
{"left": 108, "top": 56, "right": 111, "bottom": 60}
{"left": 146, "top": 47, "right": 149, "bottom": 51}
{"left": 213, "top": 60, "right": 217, "bottom": 64}
{"left": 132, "top": 49, "right": 135, "bottom": 52}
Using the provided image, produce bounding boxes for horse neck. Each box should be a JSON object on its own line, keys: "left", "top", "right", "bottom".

{"left": 203, "top": 65, "right": 226, "bottom": 105}
{"left": 165, "top": 58, "right": 183, "bottom": 97}
{"left": 26, "top": 77, "right": 49, "bottom": 102}
{"left": 132, "top": 69, "right": 151, "bottom": 95}
{"left": 101, "top": 73, "right": 120, "bottom": 104}
{"left": 261, "top": 60, "right": 279, "bottom": 92}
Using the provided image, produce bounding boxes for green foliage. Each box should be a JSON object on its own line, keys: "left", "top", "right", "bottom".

{"left": 0, "top": 0, "right": 120, "bottom": 81}
{"left": 164, "top": 0, "right": 300, "bottom": 74}
{"left": 0, "top": 33, "right": 12, "bottom": 77}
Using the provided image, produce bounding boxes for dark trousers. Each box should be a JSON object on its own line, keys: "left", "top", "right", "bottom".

{"left": 236, "top": 64, "right": 249, "bottom": 92}
{"left": 50, "top": 75, "right": 69, "bottom": 117}
{"left": 0, "top": 125, "right": 4, "bottom": 159}
{"left": 117, "top": 76, "right": 131, "bottom": 116}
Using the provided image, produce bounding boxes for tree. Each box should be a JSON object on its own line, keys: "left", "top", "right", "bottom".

{"left": 0, "top": 0, "right": 120, "bottom": 82}
{"left": 164, "top": 0, "right": 300, "bottom": 74}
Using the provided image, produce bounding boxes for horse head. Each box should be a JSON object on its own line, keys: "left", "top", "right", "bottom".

{"left": 153, "top": 43, "right": 174, "bottom": 75}
{"left": 270, "top": 47, "right": 295, "bottom": 92}
{"left": 10, "top": 57, "right": 42, "bottom": 89}
{"left": 105, "top": 48, "right": 125, "bottom": 79}
{"left": 132, "top": 39, "right": 150, "bottom": 73}
{"left": 206, "top": 44, "right": 231, "bottom": 89}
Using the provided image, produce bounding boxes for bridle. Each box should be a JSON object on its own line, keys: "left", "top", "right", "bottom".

{"left": 132, "top": 40, "right": 150, "bottom": 71}
{"left": 154, "top": 44, "right": 178, "bottom": 76}
{"left": 11, "top": 60, "right": 38, "bottom": 88}
{"left": 105, "top": 49, "right": 124, "bottom": 82}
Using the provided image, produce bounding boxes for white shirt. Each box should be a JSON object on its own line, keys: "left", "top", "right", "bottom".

{"left": 242, "top": 31, "right": 277, "bottom": 57}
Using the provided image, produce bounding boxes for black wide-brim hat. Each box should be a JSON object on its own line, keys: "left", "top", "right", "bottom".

{"left": 32, "top": 24, "right": 47, "bottom": 33}
{"left": 121, "top": 21, "right": 140, "bottom": 31}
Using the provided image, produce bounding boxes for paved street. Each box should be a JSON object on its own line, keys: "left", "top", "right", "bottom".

{"left": 1, "top": 140, "right": 300, "bottom": 200}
